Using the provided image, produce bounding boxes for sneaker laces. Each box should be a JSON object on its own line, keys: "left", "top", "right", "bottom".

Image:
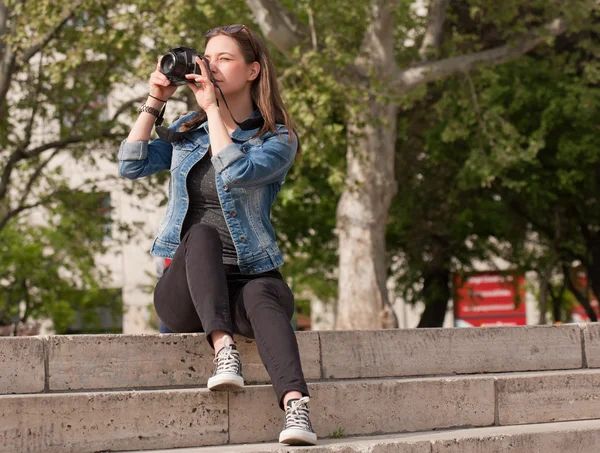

{"left": 213, "top": 340, "right": 241, "bottom": 375}
{"left": 285, "top": 396, "right": 312, "bottom": 430}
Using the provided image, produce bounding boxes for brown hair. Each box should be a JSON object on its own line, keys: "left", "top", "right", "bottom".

{"left": 179, "top": 27, "right": 300, "bottom": 154}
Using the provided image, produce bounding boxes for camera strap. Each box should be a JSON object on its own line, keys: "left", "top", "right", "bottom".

{"left": 214, "top": 84, "right": 245, "bottom": 127}
{"left": 155, "top": 103, "right": 166, "bottom": 126}
{"left": 155, "top": 82, "right": 264, "bottom": 143}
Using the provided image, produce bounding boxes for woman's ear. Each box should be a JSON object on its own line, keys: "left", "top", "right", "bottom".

{"left": 248, "top": 61, "right": 260, "bottom": 81}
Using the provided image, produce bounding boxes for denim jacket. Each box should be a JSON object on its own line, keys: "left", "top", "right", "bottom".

{"left": 117, "top": 109, "right": 297, "bottom": 274}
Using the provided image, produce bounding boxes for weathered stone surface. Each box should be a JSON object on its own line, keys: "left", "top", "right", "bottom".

{"left": 320, "top": 325, "right": 582, "bottom": 379}
{"left": 497, "top": 369, "right": 600, "bottom": 425}
{"left": 229, "top": 376, "right": 495, "bottom": 444}
{"left": 48, "top": 334, "right": 214, "bottom": 390}
{"left": 0, "top": 389, "right": 228, "bottom": 453}
{"left": 0, "top": 337, "right": 45, "bottom": 394}
{"left": 235, "top": 331, "right": 321, "bottom": 383}
{"left": 429, "top": 420, "right": 600, "bottom": 453}
{"left": 121, "top": 420, "right": 600, "bottom": 453}
{"left": 121, "top": 435, "right": 430, "bottom": 453}
{"left": 48, "top": 332, "right": 320, "bottom": 391}
{"left": 582, "top": 323, "right": 600, "bottom": 368}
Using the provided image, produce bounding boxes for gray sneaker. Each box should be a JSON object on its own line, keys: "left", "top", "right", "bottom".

{"left": 207, "top": 336, "right": 244, "bottom": 391}
{"left": 279, "top": 396, "right": 317, "bottom": 446}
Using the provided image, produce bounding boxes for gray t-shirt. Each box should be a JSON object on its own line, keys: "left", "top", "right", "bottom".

{"left": 180, "top": 147, "right": 238, "bottom": 265}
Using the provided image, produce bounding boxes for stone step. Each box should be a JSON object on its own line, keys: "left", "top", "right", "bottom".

{"left": 117, "top": 419, "right": 600, "bottom": 453}
{"left": 2, "top": 369, "right": 600, "bottom": 453}
{"left": 2, "top": 324, "right": 598, "bottom": 395}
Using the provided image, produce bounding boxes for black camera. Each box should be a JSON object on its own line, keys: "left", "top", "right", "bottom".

{"left": 159, "top": 46, "right": 214, "bottom": 86}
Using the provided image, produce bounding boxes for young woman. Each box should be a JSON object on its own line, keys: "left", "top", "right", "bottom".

{"left": 117, "top": 25, "right": 317, "bottom": 446}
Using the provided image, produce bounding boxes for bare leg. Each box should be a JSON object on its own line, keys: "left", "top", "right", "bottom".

{"left": 211, "top": 331, "right": 233, "bottom": 357}
{"left": 283, "top": 391, "right": 304, "bottom": 407}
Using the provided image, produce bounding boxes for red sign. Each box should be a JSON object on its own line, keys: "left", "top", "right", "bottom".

{"left": 453, "top": 271, "right": 526, "bottom": 327}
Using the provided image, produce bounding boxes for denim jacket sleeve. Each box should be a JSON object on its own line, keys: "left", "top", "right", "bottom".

{"left": 117, "top": 112, "right": 196, "bottom": 180}
{"left": 211, "top": 128, "right": 297, "bottom": 189}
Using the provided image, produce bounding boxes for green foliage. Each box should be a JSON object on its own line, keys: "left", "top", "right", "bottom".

{"left": 330, "top": 427, "right": 345, "bottom": 439}
{"left": 0, "top": 211, "right": 120, "bottom": 332}
{"left": 386, "top": 3, "right": 600, "bottom": 316}
{"left": 274, "top": 46, "right": 349, "bottom": 299}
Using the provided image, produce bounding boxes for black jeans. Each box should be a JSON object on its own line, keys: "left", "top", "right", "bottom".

{"left": 153, "top": 223, "right": 309, "bottom": 409}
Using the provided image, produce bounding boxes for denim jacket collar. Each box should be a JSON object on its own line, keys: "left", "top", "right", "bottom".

{"left": 199, "top": 108, "right": 263, "bottom": 141}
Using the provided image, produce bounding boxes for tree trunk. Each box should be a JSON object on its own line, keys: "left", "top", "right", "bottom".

{"left": 563, "top": 265, "right": 598, "bottom": 322}
{"left": 0, "top": 48, "right": 15, "bottom": 126}
{"left": 552, "top": 298, "right": 561, "bottom": 323}
{"left": 549, "top": 282, "right": 565, "bottom": 323}
{"left": 417, "top": 244, "right": 451, "bottom": 328}
{"left": 538, "top": 259, "right": 556, "bottom": 325}
{"left": 418, "top": 269, "right": 451, "bottom": 328}
{"left": 585, "top": 233, "right": 600, "bottom": 321}
{"left": 336, "top": 99, "right": 398, "bottom": 329}
{"left": 335, "top": 0, "right": 398, "bottom": 330}
{"left": 538, "top": 270, "right": 550, "bottom": 325}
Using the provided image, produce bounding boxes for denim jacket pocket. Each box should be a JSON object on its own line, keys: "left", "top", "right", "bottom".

{"left": 171, "top": 141, "right": 200, "bottom": 170}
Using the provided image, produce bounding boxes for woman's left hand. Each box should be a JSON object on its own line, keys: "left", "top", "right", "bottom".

{"left": 186, "top": 57, "right": 217, "bottom": 111}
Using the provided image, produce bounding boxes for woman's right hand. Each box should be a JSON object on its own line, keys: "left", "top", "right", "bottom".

{"left": 149, "top": 57, "right": 178, "bottom": 100}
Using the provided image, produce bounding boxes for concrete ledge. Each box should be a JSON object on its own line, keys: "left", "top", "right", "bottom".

{"left": 429, "top": 420, "right": 600, "bottom": 453}
{"left": 497, "top": 369, "right": 600, "bottom": 425}
{"left": 0, "top": 337, "right": 45, "bottom": 394}
{"left": 0, "top": 325, "right": 591, "bottom": 396}
{"left": 47, "top": 331, "right": 320, "bottom": 391}
{"left": 116, "top": 420, "right": 600, "bottom": 452}
{"left": 0, "top": 389, "right": 228, "bottom": 453}
{"left": 48, "top": 334, "right": 213, "bottom": 391}
{"left": 582, "top": 323, "right": 600, "bottom": 368}
{"left": 229, "top": 376, "right": 495, "bottom": 444}
{"left": 320, "top": 325, "right": 583, "bottom": 379}
{"left": 4, "top": 369, "right": 600, "bottom": 451}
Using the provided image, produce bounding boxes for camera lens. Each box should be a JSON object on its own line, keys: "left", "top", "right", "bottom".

{"left": 160, "top": 53, "right": 177, "bottom": 75}
{"left": 159, "top": 47, "right": 198, "bottom": 85}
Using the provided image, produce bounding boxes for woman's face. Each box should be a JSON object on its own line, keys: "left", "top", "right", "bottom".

{"left": 204, "top": 35, "right": 259, "bottom": 97}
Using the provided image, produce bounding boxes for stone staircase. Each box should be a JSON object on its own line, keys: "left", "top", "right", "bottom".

{"left": 1, "top": 324, "right": 600, "bottom": 453}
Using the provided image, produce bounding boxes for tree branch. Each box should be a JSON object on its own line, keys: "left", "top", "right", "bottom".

{"left": 355, "top": 0, "right": 398, "bottom": 73}
{"left": 1, "top": 2, "right": 83, "bottom": 126}
{"left": 504, "top": 196, "right": 589, "bottom": 266}
{"left": 22, "top": 130, "right": 121, "bottom": 160}
{"left": 112, "top": 95, "right": 147, "bottom": 120}
{"left": 0, "top": 129, "right": 120, "bottom": 201}
{"left": 19, "top": 2, "right": 84, "bottom": 64}
{"left": 563, "top": 264, "right": 598, "bottom": 322}
{"left": 245, "top": 0, "right": 310, "bottom": 55}
{"left": 465, "top": 70, "right": 494, "bottom": 150}
{"left": 246, "top": 0, "right": 370, "bottom": 87}
{"left": 0, "top": 47, "right": 16, "bottom": 123}
{"left": 307, "top": 4, "right": 318, "bottom": 51}
{"left": 0, "top": 148, "right": 25, "bottom": 203}
{"left": 0, "top": 0, "right": 8, "bottom": 40}
{"left": 393, "top": 18, "right": 568, "bottom": 93}
{"left": 16, "top": 148, "right": 61, "bottom": 212}
{"left": 0, "top": 195, "right": 50, "bottom": 232}
{"left": 17, "top": 54, "right": 45, "bottom": 153}
{"left": 419, "top": 0, "right": 450, "bottom": 61}
{"left": 0, "top": 173, "right": 109, "bottom": 232}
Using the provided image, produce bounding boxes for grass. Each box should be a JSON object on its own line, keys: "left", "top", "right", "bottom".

{"left": 330, "top": 427, "right": 345, "bottom": 439}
